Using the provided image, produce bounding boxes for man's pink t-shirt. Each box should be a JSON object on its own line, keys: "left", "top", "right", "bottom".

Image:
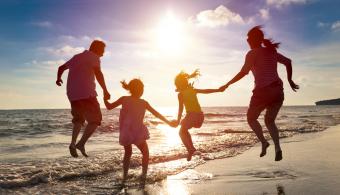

{"left": 65, "top": 50, "right": 100, "bottom": 101}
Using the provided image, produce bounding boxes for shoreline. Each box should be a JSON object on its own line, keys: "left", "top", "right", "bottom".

{"left": 127, "top": 124, "right": 340, "bottom": 194}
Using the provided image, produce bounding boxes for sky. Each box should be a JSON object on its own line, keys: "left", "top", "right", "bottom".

{"left": 0, "top": 0, "right": 339, "bottom": 109}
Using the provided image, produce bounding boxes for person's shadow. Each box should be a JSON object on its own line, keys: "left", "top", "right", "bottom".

{"left": 262, "top": 184, "right": 285, "bottom": 195}
{"left": 276, "top": 185, "right": 285, "bottom": 195}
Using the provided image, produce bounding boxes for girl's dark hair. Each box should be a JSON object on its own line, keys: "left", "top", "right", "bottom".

{"left": 121, "top": 79, "right": 144, "bottom": 96}
{"left": 248, "top": 25, "right": 280, "bottom": 51}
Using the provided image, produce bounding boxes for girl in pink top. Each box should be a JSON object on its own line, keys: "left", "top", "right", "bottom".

{"left": 220, "top": 26, "right": 299, "bottom": 161}
{"left": 104, "top": 79, "right": 175, "bottom": 186}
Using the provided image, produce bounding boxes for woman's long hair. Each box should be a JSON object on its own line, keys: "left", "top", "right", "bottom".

{"left": 247, "top": 26, "right": 280, "bottom": 51}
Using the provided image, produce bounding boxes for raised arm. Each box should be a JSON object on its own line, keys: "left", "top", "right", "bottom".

{"left": 56, "top": 64, "right": 68, "bottom": 86}
{"left": 94, "top": 66, "right": 111, "bottom": 100}
{"left": 104, "top": 97, "right": 123, "bottom": 110}
{"left": 146, "top": 102, "right": 171, "bottom": 125}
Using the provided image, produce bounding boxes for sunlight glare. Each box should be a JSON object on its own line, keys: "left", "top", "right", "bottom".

{"left": 157, "top": 124, "right": 181, "bottom": 147}
{"left": 156, "top": 11, "right": 186, "bottom": 55}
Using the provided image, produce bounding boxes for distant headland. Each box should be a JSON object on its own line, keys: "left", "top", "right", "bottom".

{"left": 315, "top": 98, "right": 340, "bottom": 105}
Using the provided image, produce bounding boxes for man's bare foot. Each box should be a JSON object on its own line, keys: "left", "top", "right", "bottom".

{"left": 260, "top": 142, "right": 270, "bottom": 157}
{"left": 69, "top": 144, "right": 78, "bottom": 158}
{"left": 75, "top": 143, "right": 88, "bottom": 157}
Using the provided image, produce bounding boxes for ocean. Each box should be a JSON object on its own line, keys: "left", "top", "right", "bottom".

{"left": 1, "top": 106, "right": 340, "bottom": 194}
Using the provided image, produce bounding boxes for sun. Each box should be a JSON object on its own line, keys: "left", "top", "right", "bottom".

{"left": 155, "top": 11, "right": 186, "bottom": 55}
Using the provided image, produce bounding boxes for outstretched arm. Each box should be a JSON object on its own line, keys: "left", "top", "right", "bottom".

{"left": 220, "top": 71, "right": 248, "bottom": 90}
{"left": 56, "top": 64, "right": 68, "bottom": 86}
{"left": 146, "top": 102, "right": 171, "bottom": 125}
{"left": 219, "top": 51, "right": 254, "bottom": 91}
{"left": 94, "top": 66, "right": 111, "bottom": 100}
{"left": 195, "top": 88, "right": 224, "bottom": 94}
{"left": 104, "top": 97, "right": 123, "bottom": 110}
{"left": 282, "top": 61, "right": 299, "bottom": 92}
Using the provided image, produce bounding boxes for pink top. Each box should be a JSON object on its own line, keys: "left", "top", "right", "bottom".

{"left": 64, "top": 50, "right": 100, "bottom": 101}
{"left": 241, "top": 47, "right": 291, "bottom": 90}
{"left": 119, "top": 96, "right": 150, "bottom": 146}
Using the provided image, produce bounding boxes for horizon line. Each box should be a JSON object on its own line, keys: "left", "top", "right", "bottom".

{"left": 0, "top": 104, "right": 325, "bottom": 111}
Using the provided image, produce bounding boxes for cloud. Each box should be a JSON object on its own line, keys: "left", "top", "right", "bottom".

{"left": 41, "top": 45, "right": 85, "bottom": 58}
{"left": 259, "top": 8, "right": 270, "bottom": 20}
{"left": 266, "top": 0, "right": 307, "bottom": 8}
{"left": 331, "top": 21, "right": 340, "bottom": 31}
{"left": 31, "top": 21, "right": 53, "bottom": 28}
{"left": 317, "top": 21, "right": 328, "bottom": 28}
{"left": 316, "top": 20, "right": 340, "bottom": 32}
{"left": 15, "top": 60, "right": 66, "bottom": 75}
{"left": 31, "top": 60, "right": 66, "bottom": 70}
{"left": 191, "top": 5, "right": 245, "bottom": 27}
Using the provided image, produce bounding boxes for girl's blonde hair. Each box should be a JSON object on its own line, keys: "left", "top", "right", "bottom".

{"left": 121, "top": 78, "right": 144, "bottom": 97}
{"left": 174, "top": 69, "right": 200, "bottom": 91}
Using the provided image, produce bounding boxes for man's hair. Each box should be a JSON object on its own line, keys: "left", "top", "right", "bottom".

{"left": 89, "top": 40, "right": 106, "bottom": 54}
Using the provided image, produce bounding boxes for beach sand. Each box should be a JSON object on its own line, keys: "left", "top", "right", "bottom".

{"left": 127, "top": 125, "right": 340, "bottom": 194}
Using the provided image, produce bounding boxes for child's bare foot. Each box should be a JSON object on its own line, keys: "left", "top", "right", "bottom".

{"left": 187, "top": 148, "right": 200, "bottom": 161}
{"left": 260, "top": 142, "right": 270, "bottom": 157}
{"left": 69, "top": 144, "right": 78, "bottom": 158}
{"left": 139, "top": 174, "right": 146, "bottom": 188}
{"left": 75, "top": 143, "right": 88, "bottom": 157}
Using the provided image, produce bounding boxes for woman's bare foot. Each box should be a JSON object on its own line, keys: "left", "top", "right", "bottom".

{"left": 75, "top": 143, "right": 88, "bottom": 157}
{"left": 275, "top": 150, "right": 282, "bottom": 161}
{"left": 260, "top": 142, "right": 270, "bottom": 157}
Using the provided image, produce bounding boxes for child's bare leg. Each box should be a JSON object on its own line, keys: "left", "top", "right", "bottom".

{"left": 136, "top": 141, "right": 149, "bottom": 186}
{"left": 123, "top": 145, "right": 132, "bottom": 183}
{"left": 179, "top": 126, "right": 196, "bottom": 161}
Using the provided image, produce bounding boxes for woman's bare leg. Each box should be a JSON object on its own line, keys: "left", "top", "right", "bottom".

{"left": 265, "top": 102, "right": 283, "bottom": 161}
{"left": 247, "top": 106, "right": 270, "bottom": 157}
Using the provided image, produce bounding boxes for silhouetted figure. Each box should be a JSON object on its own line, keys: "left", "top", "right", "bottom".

{"left": 104, "top": 79, "right": 176, "bottom": 187}
{"left": 56, "top": 40, "right": 111, "bottom": 157}
{"left": 174, "top": 70, "right": 224, "bottom": 161}
{"left": 220, "top": 26, "right": 299, "bottom": 161}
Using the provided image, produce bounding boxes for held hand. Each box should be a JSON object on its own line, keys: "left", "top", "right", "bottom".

{"left": 218, "top": 84, "right": 228, "bottom": 92}
{"left": 56, "top": 79, "right": 63, "bottom": 86}
{"left": 289, "top": 80, "right": 299, "bottom": 92}
{"left": 104, "top": 91, "right": 111, "bottom": 100}
{"left": 169, "top": 120, "right": 178, "bottom": 128}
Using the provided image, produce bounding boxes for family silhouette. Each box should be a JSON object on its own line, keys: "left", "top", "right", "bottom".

{"left": 56, "top": 25, "right": 299, "bottom": 186}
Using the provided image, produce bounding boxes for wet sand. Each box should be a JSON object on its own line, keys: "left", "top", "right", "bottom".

{"left": 128, "top": 125, "right": 340, "bottom": 194}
